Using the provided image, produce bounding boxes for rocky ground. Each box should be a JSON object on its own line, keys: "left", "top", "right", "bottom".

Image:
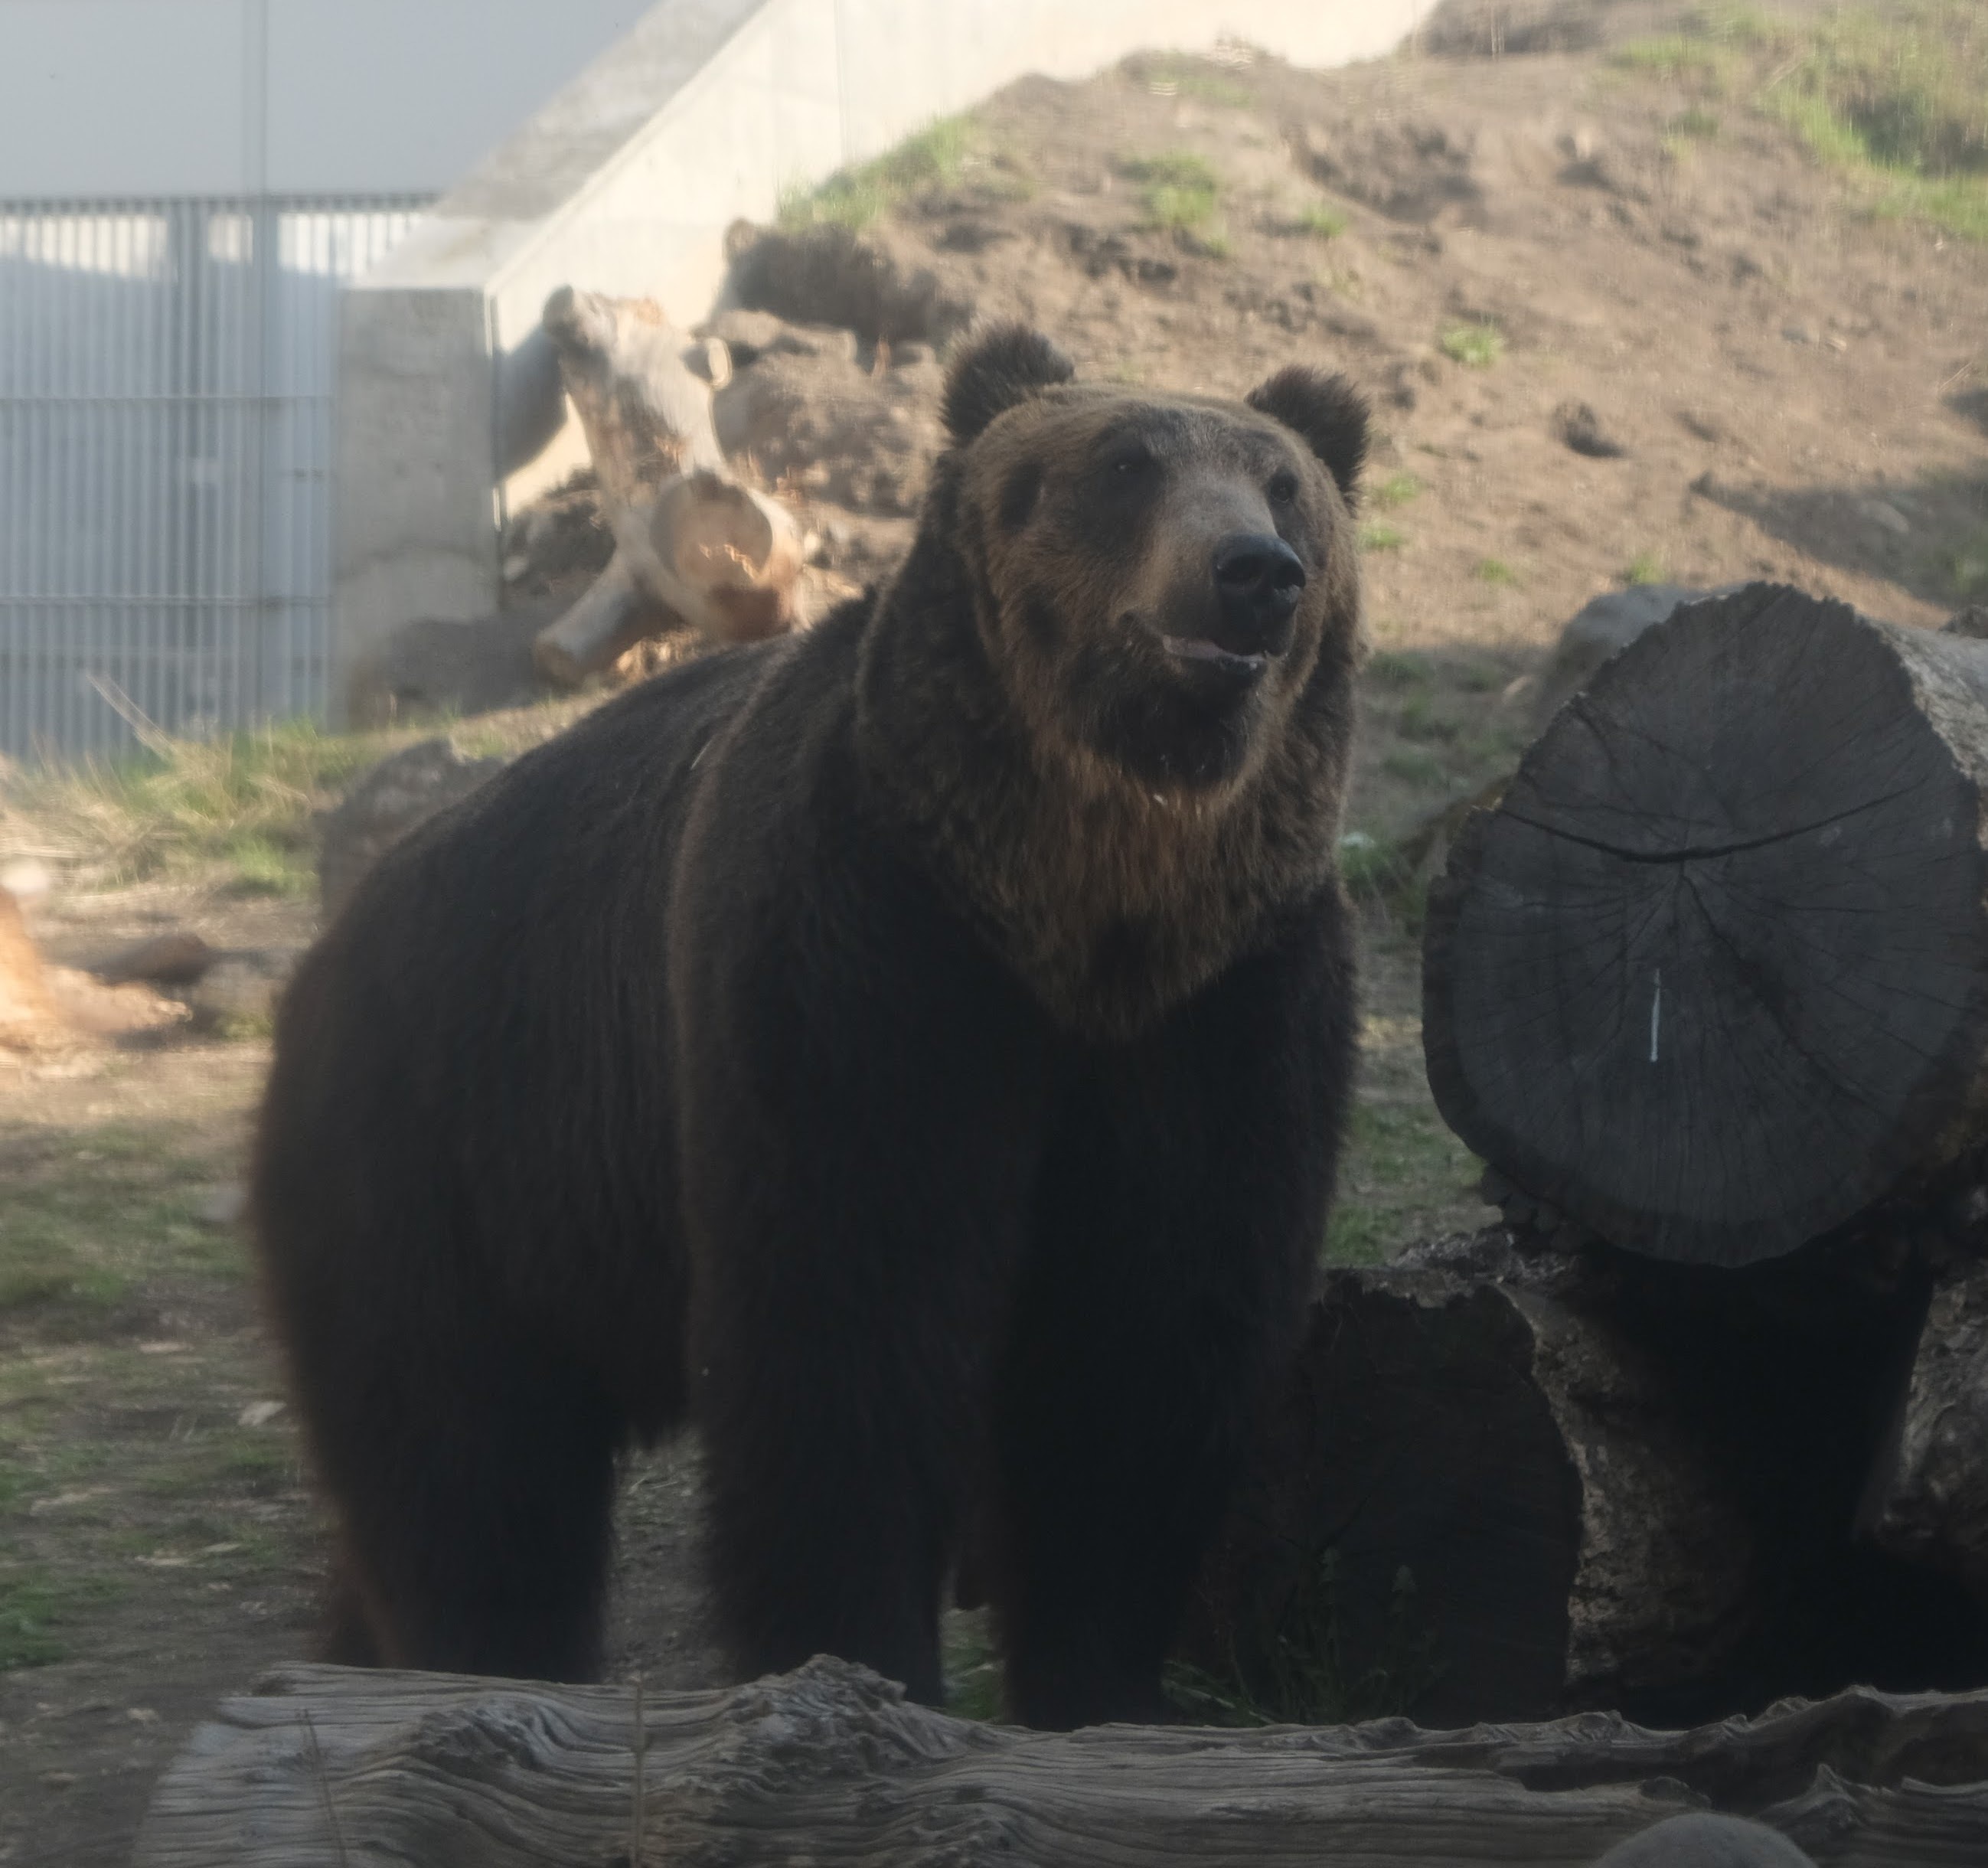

{"left": 2, "top": 2, "right": 1985, "bottom": 1860}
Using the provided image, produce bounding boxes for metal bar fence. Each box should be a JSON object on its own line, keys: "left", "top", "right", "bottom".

{"left": 0, "top": 195, "right": 427, "bottom": 763}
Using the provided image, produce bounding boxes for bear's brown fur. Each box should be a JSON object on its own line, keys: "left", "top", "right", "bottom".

{"left": 253, "top": 326, "right": 1367, "bottom": 1728}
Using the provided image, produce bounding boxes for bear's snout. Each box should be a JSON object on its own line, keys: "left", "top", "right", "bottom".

{"left": 1212, "top": 533, "right": 1304, "bottom": 648}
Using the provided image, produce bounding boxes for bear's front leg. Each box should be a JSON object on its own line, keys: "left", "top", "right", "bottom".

{"left": 990, "top": 913, "right": 1356, "bottom": 1729}
{"left": 674, "top": 838, "right": 1052, "bottom": 1706}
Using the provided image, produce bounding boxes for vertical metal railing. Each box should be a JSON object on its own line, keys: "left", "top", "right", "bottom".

{"left": 0, "top": 195, "right": 426, "bottom": 762}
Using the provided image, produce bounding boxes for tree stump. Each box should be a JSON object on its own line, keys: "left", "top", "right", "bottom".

{"left": 132, "top": 1655, "right": 1988, "bottom": 1867}
{"left": 1425, "top": 583, "right": 1988, "bottom": 1266}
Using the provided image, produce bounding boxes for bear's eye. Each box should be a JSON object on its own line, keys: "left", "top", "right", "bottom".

{"left": 1104, "top": 446, "right": 1155, "bottom": 485}
{"left": 1268, "top": 469, "right": 1300, "bottom": 505}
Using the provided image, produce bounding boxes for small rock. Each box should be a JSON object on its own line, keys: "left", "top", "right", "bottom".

{"left": 136, "top": 1340, "right": 188, "bottom": 1354}
{"left": 126, "top": 1707, "right": 158, "bottom": 1725}
{"left": 188, "top": 950, "right": 296, "bottom": 1035}
{"left": 1859, "top": 497, "right": 1911, "bottom": 537}
{"left": 41, "top": 1771, "right": 77, "bottom": 1791}
{"left": 94, "top": 929, "right": 217, "bottom": 989}
{"left": 1552, "top": 400, "right": 1627, "bottom": 459}
{"left": 1529, "top": 583, "right": 1742, "bottom": 731}
{"left": 1781, "top": 322, "right": 1815, "bottom": 345}
{"left": 1592, "top": 1812, "right": 1815, "bottom": 1867}
{"left": 0, "top": 857, "right": 53, "bottom": 902}
{"left": 238, "top": 1399, "right": 286, "bottom": 1428}
{"left": 193, "top": 1183, "right": 247, "bottom": 1228}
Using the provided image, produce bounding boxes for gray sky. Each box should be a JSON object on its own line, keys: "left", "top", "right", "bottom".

{"left": 0, "top": 0, "right": 654, "bottom": 198}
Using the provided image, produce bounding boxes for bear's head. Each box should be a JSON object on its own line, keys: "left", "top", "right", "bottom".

{"left": 931, "top": 325, "right": 1366, "bottom": 795}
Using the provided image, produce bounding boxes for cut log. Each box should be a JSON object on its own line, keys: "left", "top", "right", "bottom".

{"left": 1187, "top": 1236, "right": 1988, "bottom": 1732}
{"left": 540, "top": 285, "right": 727, "bottom": 508}
{"left": 531, "top": 471, "right": 803, "bottom": 686}
{"left": 533, "top": 286, "right": 802, "bottom": 687}
{"left": 1861, "top": 1254, "right": 1988, "bottom": 1596}
{"left": 1425, "top": 583, "right": 1988, "bottom": 1266}
{"left": 132, "top": 1654, "right": 1988, "bottom": 1867}
{"left": 1186, "top": 1242, "right": 1755, "bottom": 1728}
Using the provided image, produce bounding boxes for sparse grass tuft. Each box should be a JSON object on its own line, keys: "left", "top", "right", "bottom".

{"left": 1166, "top": 1546, "right": 1444, "bottom": 1727}
{"left": 1670, "top": 106, "right": 1722, "bottom": 139}
{"left": 1950, "top": 524, "right": 1988, "bottom": 599}
{"left": 1439, "top": 322, "right": 1504, "bottom": 368}
{"left": 1366, "top": 649, "right": 1432, "bottom": 687}
{"left": 779, "top": 116, "right": 981, "bottom": 230}
{"left": 943, "top": 1609, "right": 1003, "bottom": 1720}
{"left": 1360, "top": 521, "right": 1409, "bottom": 553}
{"left": 0, "top": 1566, "right": 122, "bottom": 1671}
{"left": 1474, "top": 557, "right": 1520, "bottom": 586}
{"left": 1369, "top": 471, "right": 1422, "bottom": 511}
{"left": 1121, "top": 151, "right": 1225, "bottom": 240}
{"left": 8, "top": 719, "right": 367, "bottom": 896}
{"left": 1621, "top": 3, "right": 1988, "bottom": 243}
{"left": 1623, "top": 550, "right": 1667, "bottom": 586}
{"left": 1294, "top": 201, "right": 1350, "bottom": 239}
{"left": 1134, "top": 54, "right": 1252, "bottom": 108}
{"left": 1382, "top": 748, "right": 1446, "bottom": 789}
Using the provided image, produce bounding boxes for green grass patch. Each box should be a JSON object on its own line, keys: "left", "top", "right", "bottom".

{"left": 1366, "top": 649, "right": 1432, "bottom": 690}
{"left": 1670, "top": 105, "right": 1723, "bottom": 139}
{"left": 8, "top": 717, "right": 367, "bottom": 894}
{"left": 1381, "top": 749, "right": 1446, "bottom": 790}
{"left": 1439, "top": 323, "right": 1504, "bottom": 368}
{"left": 1293, "top": 201, "right": 1349, "bottom": 239}
{"left": 1949, "top": 524, "right": 1988, "bottom": 599}
{"left": 942, "top": 1608, "right": 1003, "bottom": 1721}
{"left": 0, "top": 1125, "right": 243, "bottom": 1323}
{"left": 1621, "top": 4, "right": 1988, "bottom": 243}
{"left": 1360, "top": 521, "right": 1409, "bottom": 553}
{"left": 1369, "top": 472, "right": 1422, "bottom": 511}
{"left": 1121, "top": 151, "right": 1224, "bottom": 239}
{"left": 1396, "top": 694, "right": 1458, "bottom": 744}
{"left": 1324, "top": 1098, "right": 1484, "bottom": 1268}
{"left": 0, "top": 1564, "right": 123, "bottom": 1670}
{"left": 1473, "top": 557, "right": 1519, "bottom": 586}
{"left": 1623, "top": 550, "right": 1667, "bottom": 586}
{"left": 779, "top": 116, "right": 981, "bottom": 230}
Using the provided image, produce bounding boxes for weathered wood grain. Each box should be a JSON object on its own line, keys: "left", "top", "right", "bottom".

{"left": 133, "top": 1656, "right": 1988, "bottom": 1868}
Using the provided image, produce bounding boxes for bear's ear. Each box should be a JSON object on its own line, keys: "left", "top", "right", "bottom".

{"left": 1247, "top": 366, "right": 1369, "bottom": 507}
{"left": 943, "top": 325, "right": 1076, "bottom": 443}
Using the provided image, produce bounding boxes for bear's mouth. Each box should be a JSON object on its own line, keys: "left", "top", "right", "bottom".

{"left": 1160, "top": 639, "right": 1264, "bottom": 675}
{"left": 1155, "top": 632, "right": 1272, "bottom": 680}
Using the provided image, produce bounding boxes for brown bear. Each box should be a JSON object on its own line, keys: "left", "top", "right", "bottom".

{"left": 253, "top": 326, "right": 1368, "bottom": 1729}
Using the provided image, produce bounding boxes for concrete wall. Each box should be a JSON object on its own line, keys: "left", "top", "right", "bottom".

{"left": 332, "top": 0, "right": 1440, "bottom": 716}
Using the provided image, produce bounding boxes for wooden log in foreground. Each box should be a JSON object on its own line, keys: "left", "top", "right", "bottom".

{"left": 132, "top": 1655, "right": 1988, "bottom": 1868}
{"left": 1425, "top": 584, "right": 1988, "bottom": 1267}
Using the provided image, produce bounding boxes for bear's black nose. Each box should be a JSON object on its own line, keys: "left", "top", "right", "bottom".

{"left": 1212, "top": 533, "right": 1306, "bottom": 648}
